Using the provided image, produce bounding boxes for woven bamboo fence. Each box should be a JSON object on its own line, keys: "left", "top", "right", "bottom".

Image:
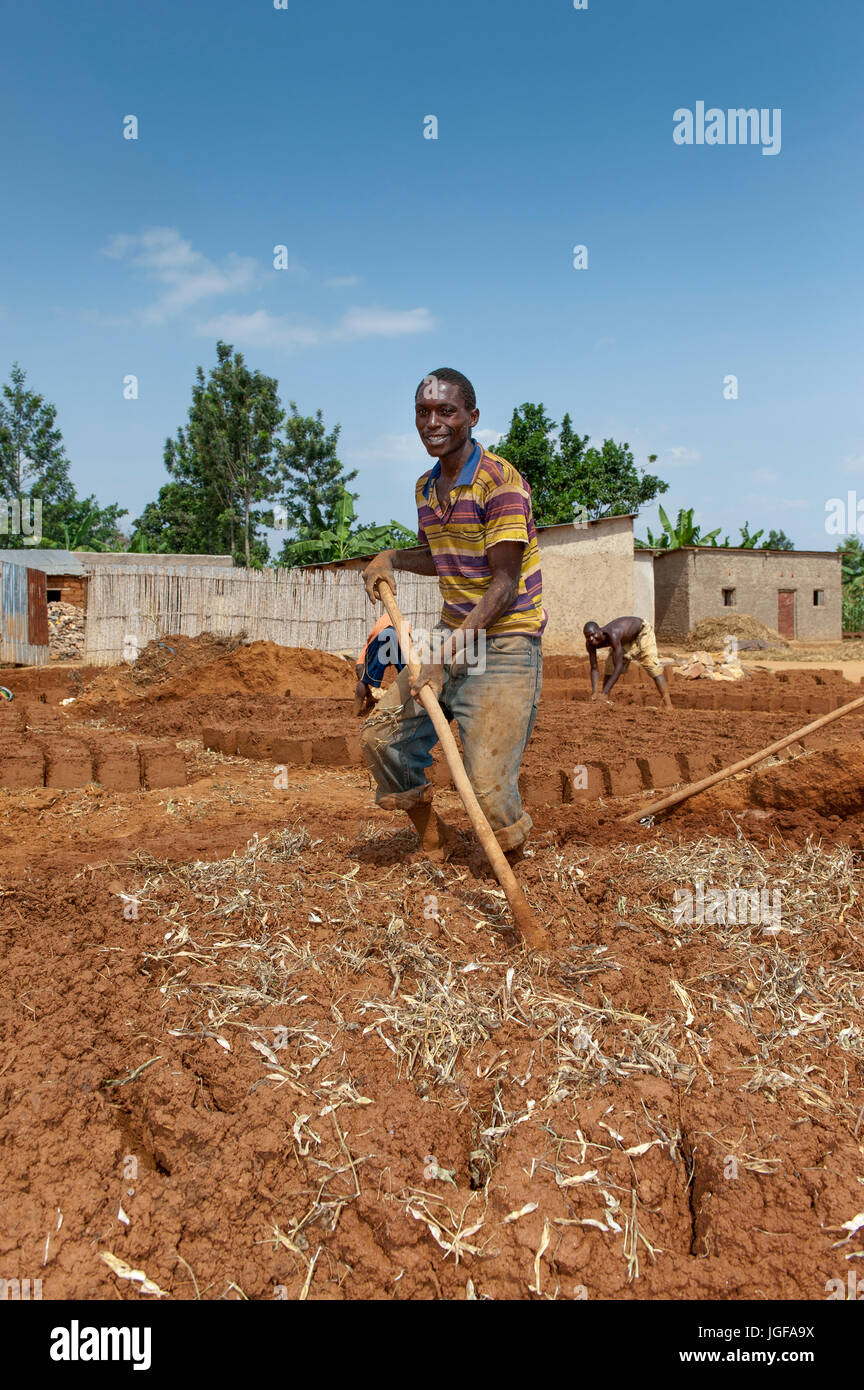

{"left": 83, "top": 565, "right": 443, "bottom": 666}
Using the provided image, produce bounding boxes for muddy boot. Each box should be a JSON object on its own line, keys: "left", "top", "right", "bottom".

{"left": 405, "top": 803, "right": 458, "bottom": 862}
{"left": 465, "top": 839, "right": 525, "bottom": 880}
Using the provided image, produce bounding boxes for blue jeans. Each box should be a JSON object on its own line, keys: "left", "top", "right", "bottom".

{"left": 359, "top": 633, "right": 543, "bottom": 851}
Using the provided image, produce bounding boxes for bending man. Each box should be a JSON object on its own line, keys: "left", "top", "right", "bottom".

{"left": 584, "top": 615, "right": 672, "bottom": 708}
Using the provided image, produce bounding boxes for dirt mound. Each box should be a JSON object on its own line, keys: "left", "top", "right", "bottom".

{"left": 698, "top": 744, "right": 864, "bottom": 822}
{"left": 686, "top": 615, "right": 788, "bottom": 651}
{"left": 79, "top": 636, "right": 355, "bottom": 707}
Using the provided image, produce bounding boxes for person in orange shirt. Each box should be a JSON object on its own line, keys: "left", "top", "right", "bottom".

{"left": 354, "top": 615, "right": 406, "bottom": 716}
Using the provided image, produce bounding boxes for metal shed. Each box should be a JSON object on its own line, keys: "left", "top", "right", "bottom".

{"left": 0, "top": 560, "right": 50, "bottom": 665}
{"left": 0, "top": 549, "right": 87, "bottom": 606}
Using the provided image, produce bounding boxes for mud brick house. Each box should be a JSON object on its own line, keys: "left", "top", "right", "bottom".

{"left": 653, "top": 547, "right": 842, "bottom": 642}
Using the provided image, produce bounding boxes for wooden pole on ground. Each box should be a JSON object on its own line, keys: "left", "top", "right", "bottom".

{"left": 376, "top": 579, "right": 549, "bottom": 953}
{"left": 621, "top": 693, "right": 864, "bottom": 825}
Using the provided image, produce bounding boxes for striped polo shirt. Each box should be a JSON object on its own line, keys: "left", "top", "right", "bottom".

{"left": 416, "top": 442, "right": 545, "bottom": 636}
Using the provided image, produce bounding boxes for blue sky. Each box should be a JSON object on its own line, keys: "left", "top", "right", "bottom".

{"left": 1, "top": 0, "right": 861, "bottom": 551}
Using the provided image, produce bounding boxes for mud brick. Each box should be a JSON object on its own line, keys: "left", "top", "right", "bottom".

{"left": 607, "top": 759, "right": 643, "bottom": 797}
{"left": 723, "top": 692, "right": 748, "bottom": 711}
{"left": 637, "top": 753, "right": 681, "bottom": 791}
{"left": 0, "top": 737, "right": 44, "bottom": 789}
{"left": 39, "top": 737, "right": 93, "bottom": 788}
{"left": 0, "top": 705, "right": 25, "bottom": 732}
{"left": 236, "top": 727, "right": 283, "bottom": 760}
{"left": 564, "top": 762, "right": 607, "bottom": 802}
{"left": 520, "top": 770, "right": 566, "bottom": 806}
{"left": 202, "top": 724, "right": 234, "bottom": 754}
{"left": 311, "top": 735, "right": 361, "bottom": 766}
{"left": 676, "top": 750, "right": 714, "bottom": 783}
{"left": 781, "top": 698, "right": 806, "bottom": 715}
{"left": 92, "top": 740, "right": 141, "bottom": 792}
{"left": 218, "top": 727, "right": 240, "bottom": 755}
{"left": 808, "top": 697, "right": 831, "bottom": 715}
{"left": 271, "top": 737, "right": 312, "bottom": 765}
{"left": 139, "top": 741, "right": 187, "bottom": 789}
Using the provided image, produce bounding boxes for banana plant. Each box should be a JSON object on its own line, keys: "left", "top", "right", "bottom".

{"left": 644, "top": 505, "right": 725, "bottom": 549}
{"left": 280, "top": 486, "right": 416, "bottom": 565}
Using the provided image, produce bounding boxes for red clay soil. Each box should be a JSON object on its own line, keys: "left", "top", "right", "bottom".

{"left": 2, "top": 646, "right": 864, "bottom": 1302}
{"left": 1, "top": 782, "right": 862, "bottom": 1302}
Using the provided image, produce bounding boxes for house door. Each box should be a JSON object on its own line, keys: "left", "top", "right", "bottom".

{"left": 777, "top": 589, "right": 796, "bottom": 640}
{"left": 27, "top": 567, "right": 49, "bottom": 646}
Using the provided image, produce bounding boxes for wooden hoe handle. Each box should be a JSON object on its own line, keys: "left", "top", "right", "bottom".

{"left": 376, "top": 580, "right": 549, "bottom": 952}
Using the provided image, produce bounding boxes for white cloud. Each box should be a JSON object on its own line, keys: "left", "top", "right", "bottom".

{"left": 196, "top": 305, "right": 436, "bottom": 349}
{"left": 102, "top": 227, "right": 258, "bottom": 323}
{"left": 475, "top": 428, "right": 504, "bottom": 448}
{"left": 660, "top": 446, "right": 701, "bottom": 468}
{"left": 338, "top": 306, "right": 435, "bottom": 339}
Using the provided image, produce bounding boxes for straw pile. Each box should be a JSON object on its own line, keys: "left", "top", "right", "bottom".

{"left": 685, "top": 614, "right": 788, "bottom": 650}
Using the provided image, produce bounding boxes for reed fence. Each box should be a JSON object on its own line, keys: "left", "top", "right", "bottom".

{"left": 83, "top": 565, "right": 442, "bottom": 666}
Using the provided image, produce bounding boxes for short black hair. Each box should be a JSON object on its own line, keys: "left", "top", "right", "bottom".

{"left": 583, "top": 621, "right": 600, "bottom": 635}
{"left": 415, "top": 367, "right": 476, "bottom": 412}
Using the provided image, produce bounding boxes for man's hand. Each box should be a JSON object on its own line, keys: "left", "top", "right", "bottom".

{"left": 354, "top": 679, "right": 374, "bottom": 717}
{"left": 410, "top": 661, "right": 444, "bottom": 701}
{"left": 361, "top": 551, "right": 396, "bottom": 604}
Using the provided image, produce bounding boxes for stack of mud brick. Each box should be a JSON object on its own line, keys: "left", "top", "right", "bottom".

{"left": 0, "top": 698, "right": 187, "bottom": 791}
{"left": 669, "top": 669, "right": 852, "bottom": 715}
{"left": 202, "top": 725, "right": 361, "bottom": 768}
{"left": 518, "top": 745, "right": 719, "bottom": 806}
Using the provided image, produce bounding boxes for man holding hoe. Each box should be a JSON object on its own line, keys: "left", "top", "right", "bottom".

{"left": 359, "top": 368, "right": 545, "bottom": 865}
{"left": 583, "top": 615, "right": 673, "bottom": 708}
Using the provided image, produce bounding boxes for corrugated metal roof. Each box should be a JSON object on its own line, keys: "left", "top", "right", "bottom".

{"left": 0, "top": 549, "right": 235, "bottom": 574}
{"left": 0, "top": 548, "right": 86, "bottom": 575}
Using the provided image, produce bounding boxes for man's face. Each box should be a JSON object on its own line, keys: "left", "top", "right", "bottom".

{"left": 585, "top": 629, "right": 605, "bottom": 649}
{"left": 415, "top": 377, "right": 479, "bottom": 458}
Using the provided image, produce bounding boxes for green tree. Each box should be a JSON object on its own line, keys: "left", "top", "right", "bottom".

{"left": 163, "top": 341, "right": 283, "bottom": 566}
{"left": 43, "top": 494, "right": 128, "bottom": 551}
{"left": 837, "top": 535, "right": 864, "bottom": 584}
{"left": 491, "top": 404, "right": 667, "bottom": 524}
{"left": 274, "top": 405, "right": 358, "bottom": 545}
{"left": 762, "top": 529, "right": 794, "bottom": 551}
{"left": 129, "top": 481, "right": 213, "bottom": 555}
{"left": 0, "top": 362, "right": 75, "bottom": 546}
